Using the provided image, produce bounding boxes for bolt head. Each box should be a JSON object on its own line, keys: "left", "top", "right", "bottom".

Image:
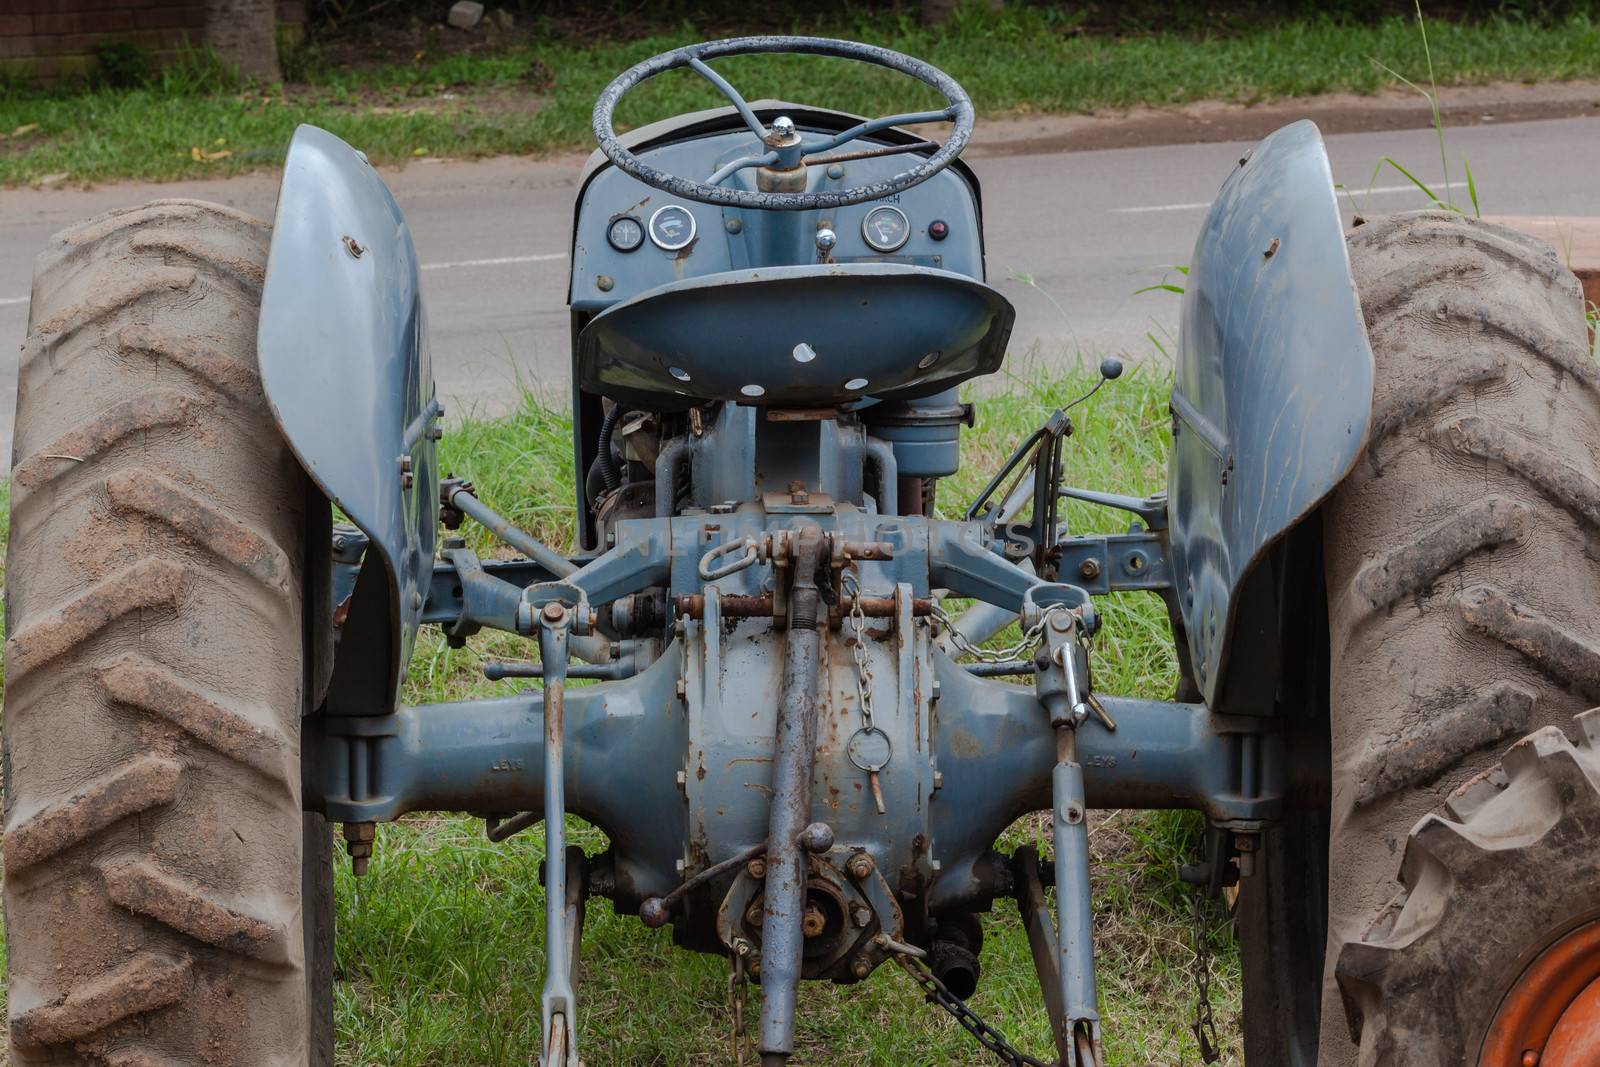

{"left": 746, "top": 857, "right": 768, "bottom": 880}
{"left": 847, "top": 852, "right": 875, "bottom": 880}
{"left": 542, "top": 602, "right": 566, "bottom": 622}
{"left": 798, "top": 821, "right": 835, "bottom": 853}
{"left": 852, "top": 957, "right": 873, "bottom": 979}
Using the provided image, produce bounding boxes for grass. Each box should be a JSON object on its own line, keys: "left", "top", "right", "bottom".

{"left": 333, "top": 363, "right": 1243, "bottom": 1066}
{"left": 0, "top": 367, "right": 1239, "bottom": 1062}
{"left": 4, "top": 6, "right": 1600, "bottom": 184}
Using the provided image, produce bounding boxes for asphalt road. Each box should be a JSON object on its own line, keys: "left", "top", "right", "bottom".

{"left": 2, "top": 113, "right": 1596, "bottom": 467}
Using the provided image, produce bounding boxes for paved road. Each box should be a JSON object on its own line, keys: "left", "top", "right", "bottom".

{"left": 2, "top": 113, "right": 1596, "bottom": 466}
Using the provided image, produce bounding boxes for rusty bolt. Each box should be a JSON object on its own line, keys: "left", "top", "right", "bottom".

{"left": 847, "top": 852, "right": 874, "bottom": 880}
{"left": 852, "top": 904, "right": 872, "bottom": 929}
{"left": 1078, "top": 557, "right": 1102, "bottom": 581}
{"left": 747, "top": 958, "right": 760, "bottom": 978}
{"left": 798, "top": 821, "right": 834, "bottom": 853}
{"left": 852, "top": 957, "right": 873, "bottom": 979}
{"left": 747, "top": 857, "right": 768, "bottom": 880}
{"left": 802, "top": 905, "right": 827, "bottom": 938}
{"left": 542, "top": 602, "right": 566, "bottom": 623}
{"left": 745, "top": 902, "right": 765, "bottom": 928}
{"left": 342, "top": 822, "right": 376, "bottom": 877}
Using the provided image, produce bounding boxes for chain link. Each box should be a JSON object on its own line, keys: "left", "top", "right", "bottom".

{"left": 890, "top": 952, "right": 1055, "bottom": 1067}
{"left": 842, "top": 572, "right": 877, "bottom": 734}
{"left": 930, "top": 601, "right": 1070, "bottom": 664}
{"left": 1188, "top": 889, "right": 1222, "bottom": 1064}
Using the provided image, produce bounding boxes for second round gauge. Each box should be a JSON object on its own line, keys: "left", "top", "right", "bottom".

{"left": 648, "top": 205, "right": 697, "bottom": 251}
{"left": 861, "top": 205, "right": 910, "bottom": 253}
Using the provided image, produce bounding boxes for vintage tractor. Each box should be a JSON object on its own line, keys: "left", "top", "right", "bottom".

{"left": 6, "top": 35, "right": 1599, "bottom": 1067}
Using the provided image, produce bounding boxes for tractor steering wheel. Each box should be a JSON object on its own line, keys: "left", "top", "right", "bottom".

{"left": 591, "top": 36, "right": 975, "bottom": 212}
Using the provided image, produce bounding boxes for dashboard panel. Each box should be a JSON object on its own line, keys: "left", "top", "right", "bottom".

{"left": 569, "top": 125, "right": 986, "bottom": 313}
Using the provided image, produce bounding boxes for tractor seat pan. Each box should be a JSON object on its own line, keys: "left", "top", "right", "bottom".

{"left": 576, "top": 263, "right": 1014, "bottom": 410}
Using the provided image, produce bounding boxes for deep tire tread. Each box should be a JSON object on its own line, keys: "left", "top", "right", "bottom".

{"left": 3, "top": 200, "right": 312, "bottom": 1063}
{"left": 1323, "top": 211, "right": 1600, "bottom": 1063}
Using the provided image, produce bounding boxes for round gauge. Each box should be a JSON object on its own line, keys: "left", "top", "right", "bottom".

{"left": 648, "top": 204, "right": 697, "bottom": 251}
{"left": 861, "top": 205, "right": 910, "bottom": 253}
{"left": 607, "top": 215, "right": 644, "bottom": 252}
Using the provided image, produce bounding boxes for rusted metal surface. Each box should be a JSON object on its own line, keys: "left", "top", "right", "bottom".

{"left": 758, "top": 523, "right": 825, "bottom": 1060}
{"left": 640, "top": 842, "right": 767, "bottom": 929}
{"left": 1480, "top": 918, "right": 1600, "bottom": 1067}
{"left": 804, "top": 138, "right": 940, "bottom": 167}
{"left": 675, "top": 593, "right": 931, "bottom": 620}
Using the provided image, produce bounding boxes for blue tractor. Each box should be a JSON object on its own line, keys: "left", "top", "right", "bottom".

{"left": 7, "top": 36, "right": 1599, "bottom": 1067}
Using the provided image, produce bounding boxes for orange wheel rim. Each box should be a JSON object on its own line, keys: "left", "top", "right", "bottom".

{"left": 1480, "top": 919, "right": 1600, "bottom": 1067}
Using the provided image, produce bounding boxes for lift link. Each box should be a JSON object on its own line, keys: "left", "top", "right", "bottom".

{"left": 758, "top": 522, "right": 827, "bottom": 1065}
{"left": 1034, "top": 611, "right": 1105, "bottom": 1067}
{"left": 537, "top": 603, "right": 582, "bottom": 1067}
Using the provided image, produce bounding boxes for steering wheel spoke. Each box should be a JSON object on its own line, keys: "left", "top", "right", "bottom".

{"left": 801, "top": 107, "right": 957, "bottom": 155}
{"left": 706, "top": 149, "right": 778, "bottom": 188}
{"left": 686, "top": 55, "right": 768, "bottom": 141}
{"left": 593, "top": 36, "right": 974, "bottom": 211}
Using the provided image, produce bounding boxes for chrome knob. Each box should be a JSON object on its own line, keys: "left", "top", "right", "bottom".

{"left": 771, "top": 115, "right": 796, "bottom": 139}
{"left": 814, "top": 227, "right": 837, "bottom": 252}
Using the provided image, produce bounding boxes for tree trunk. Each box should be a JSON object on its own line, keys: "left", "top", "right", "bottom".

{"left": 205, "top": 0, "right": 281, "bottom": 83}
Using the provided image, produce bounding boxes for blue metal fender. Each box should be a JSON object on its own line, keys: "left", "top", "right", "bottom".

{"left": 1168, "top": 120, "right": 1373, "bottom": 711}
{"left": 259, "top": 125, "right": 438, "bottom": 712}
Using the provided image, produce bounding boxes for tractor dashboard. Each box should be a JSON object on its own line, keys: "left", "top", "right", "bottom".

{"left": 569, "top": 119, "right": 986, "bottom": 314}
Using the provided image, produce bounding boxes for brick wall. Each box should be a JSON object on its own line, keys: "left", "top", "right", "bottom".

{"left": 1, "top": 0, "right": 306, "bottom": 83}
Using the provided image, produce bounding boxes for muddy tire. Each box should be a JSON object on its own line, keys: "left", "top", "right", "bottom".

{"left": 1319, "top": 211, "right": 1600, "bottom": 1064}
{"left": 3, "top": 199, "right": 330, "bottom": 1064}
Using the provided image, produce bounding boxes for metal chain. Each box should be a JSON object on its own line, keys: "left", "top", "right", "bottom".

{"left": 890, "top": 952, "right": 1055, "bottom": 1067}
{"left": 930, "top": 601, "right": 1069, "bottom": 664}
{"left": 841, "top": 572, "right": 877, "bottom": 734}
{"left": 1188, "top": 890, "right": 1222, "bottom": 1064}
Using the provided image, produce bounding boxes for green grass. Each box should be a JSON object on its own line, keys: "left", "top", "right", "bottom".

{"left": 0, "top": 369, "right": 1241, "bottom": 1062}
{"left": 339, "top": 365, "right": 1242, "bottom": 1066}
{"left": 4, "top": 6, "right": 1600, "bottom": 184}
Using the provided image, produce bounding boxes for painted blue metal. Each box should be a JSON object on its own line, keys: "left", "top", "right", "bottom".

{"left": 1167, "top": 120, "right": 1373, "bottom": 711}
{"left": 577, "top": 263, "right": 1012, "bottom": 409}
{"left": 260, "top": 124, "right": 439, "bottom": 709}
{"left": 303, "top": 639, "right": 1281, "bottom": 911}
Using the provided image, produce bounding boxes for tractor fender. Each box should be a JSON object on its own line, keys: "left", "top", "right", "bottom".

{"left": 1167, "top": 120, "right": 1373, "bottom": 712}
{"left": 259, "top": 124, "right": 438, "bottom": 713}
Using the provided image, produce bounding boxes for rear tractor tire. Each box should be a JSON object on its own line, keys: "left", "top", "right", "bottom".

{"left": 1321, "top": 211, "right": 1600, "bottom": 1065}
{"left": 2, "top": 199, "right": 333, "bottom": 1065}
